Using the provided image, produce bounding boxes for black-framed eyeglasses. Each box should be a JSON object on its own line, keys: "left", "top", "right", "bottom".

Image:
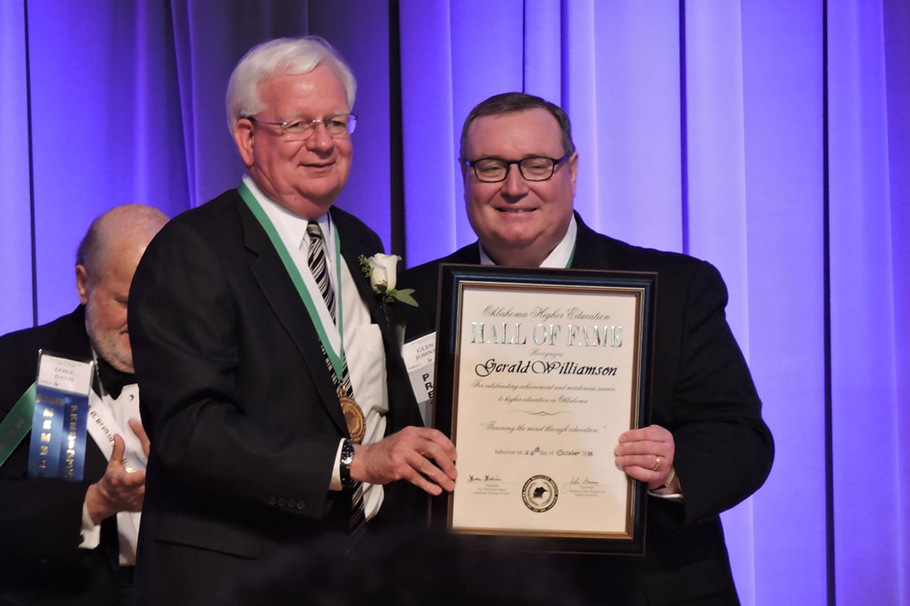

{"left": 244, "top": 113, "right": 358, "bottom": 140}
{"left": 463, "top": 155, "right": 570, "bottom": 183}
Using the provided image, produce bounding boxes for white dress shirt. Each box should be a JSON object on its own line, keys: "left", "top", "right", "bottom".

{"left": 79, "top": 382, "right": 145, "bottom": 565}
{"left": 243, "top": 175, "right": 388, "bottom": 520}
{"left": 479, "top": 215, "right": 578, "bottom": 269}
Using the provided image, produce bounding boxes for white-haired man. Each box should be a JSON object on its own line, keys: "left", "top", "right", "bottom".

{"left": 128, "top": 37, "right": 457, "bottom": 603}
{"left": 0, "top": 204, "right": 167, "bottom": 605}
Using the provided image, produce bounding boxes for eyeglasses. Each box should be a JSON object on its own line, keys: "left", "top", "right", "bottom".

{"left": 463, "top": 155, "right": 570, "bottom": 183}
{"left": 245, "top": 113, "right": 358, "bottom": 140}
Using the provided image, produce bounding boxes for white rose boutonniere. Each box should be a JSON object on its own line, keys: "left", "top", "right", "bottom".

{"left": 359, "top": 254, "right": 418, "bottom": 307}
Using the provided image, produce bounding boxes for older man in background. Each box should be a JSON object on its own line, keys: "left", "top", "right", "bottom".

{"left": 0, "top": 204, "right": 167, "bottom": 606}
{"left": 128, "top": 37, "right": 457, "bottom": 604}
{"left": 398, "top": 93, "right": 774, "bottom": 606}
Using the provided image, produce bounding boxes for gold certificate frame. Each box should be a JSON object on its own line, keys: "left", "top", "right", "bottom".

{"left": 431, "top": 264, "right": 656, "bottom": 555}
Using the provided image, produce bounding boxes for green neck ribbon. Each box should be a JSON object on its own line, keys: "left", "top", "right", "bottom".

{"left": 238, "top": 180, "right": 347, "bottom": 380}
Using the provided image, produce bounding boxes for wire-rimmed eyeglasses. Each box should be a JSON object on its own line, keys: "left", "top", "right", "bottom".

{"left": 245, "top": 113, "right": 358, "bottom": 140}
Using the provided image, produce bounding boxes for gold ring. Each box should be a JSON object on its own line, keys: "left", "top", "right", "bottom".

{"left": 652, "top": 456, "right": 660, "bottom": 471}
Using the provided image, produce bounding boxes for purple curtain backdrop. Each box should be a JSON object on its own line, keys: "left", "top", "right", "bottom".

{"left": 0, "top": 1, "right": 907, "bottom": 604}
{"left": 0, "top": 0, "right": 32, "bottom": 336}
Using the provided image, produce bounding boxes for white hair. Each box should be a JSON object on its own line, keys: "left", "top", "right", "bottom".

{"left": 225, "top": 36, "right": 357, "bottom": 132}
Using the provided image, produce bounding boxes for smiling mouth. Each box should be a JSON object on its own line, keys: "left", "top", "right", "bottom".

{"left": 497, "top": 208, "right": 535, "bottom": 213}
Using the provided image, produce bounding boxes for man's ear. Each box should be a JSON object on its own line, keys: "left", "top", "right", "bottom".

{"left": 75, "top": 265, "right": 90, "bottom": 304}
{"left": 233, "top": 119, "right": 255, "bottom": 168}
{"left": 568, "top": 152, "right": 579, "bottom": 197}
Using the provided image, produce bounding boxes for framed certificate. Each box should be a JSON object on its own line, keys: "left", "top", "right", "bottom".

{"left": 431, "top": 264, "right": 656, "bottom": 554}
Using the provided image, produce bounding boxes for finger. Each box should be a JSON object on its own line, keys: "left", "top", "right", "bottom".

{"left": 614, "top": 441, "right": 664, "bottom": 457}
{"left": 615, "top": 453, "right": 663, "bottom": 472}
{"left": 408, "top": 451, "right": 456, "bottom": 492}
{"left": 128, "top": 418, "right": 151, "bottom": 458}
{"left": 419, "top": 429, "right": 458, "bottom": 461}
{"left": 124, "top": 469, "right": 146, "bottom": 487}
{"left": 405, "top": 469, "right": 444, "bottom": 496}
{"left": 399, "top": 426, "right": 458, "bottom": 461}
{"left": 109, "top": 435, "right": 126, "bottom": 468}
{"left": 619, "top": 424, "right": 671, "bottom": 444}
{"left": 398, "top": 454, "right": 451, "bottom": 495}
{"left": 417, "top": 439, "right": 458, "bottom": 480}
{"left": 109, "top": 468, "right": 146, "bottom": 489}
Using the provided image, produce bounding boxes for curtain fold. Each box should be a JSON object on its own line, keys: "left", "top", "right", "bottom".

{"left": 682, "top": 3, "right": 756, "bottom": 599}
{"left": 399, "top": 0, "right": 458, "bottom": 265}
{"left": 829, "top": 0, "right": 906, "bottom": 603}
{"left": 27, "top": 0, "right": 188, "bottom": 323}
{"left": 0, "top": 0, "right": 33, "bottom": 334}
{"left": 523, "top": 0, "right": 562, "bottom": 104}
{"left": 740, "top": 1, "right": 827, "bottom": 604}
{"left": 168, "top": 0, "right": 309, "bottom": 209}
{"left": 586, "top": 1, "right": 683, "bottom": 252}
{"left": 883, "top": 1, "right": 910, "bottom": 602}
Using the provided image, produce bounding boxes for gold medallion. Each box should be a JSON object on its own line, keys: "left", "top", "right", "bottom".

{"left": 339, "top": 392, "right": 365, "bottom": 443}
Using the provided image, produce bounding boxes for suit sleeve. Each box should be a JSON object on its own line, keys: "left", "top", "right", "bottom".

{"left": 670, "top": 261, "right": 774, "bottom": 527}
{"left": 129, "top": 222, "right": 340, "bottom": 520}
{"left": 0, "top": 334, "right": 98, "bottom": 573}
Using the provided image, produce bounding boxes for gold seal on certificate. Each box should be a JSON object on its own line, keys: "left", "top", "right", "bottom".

{"left": 338, "top": 390, "right": 365, "bottom": 443}
{"left": 431, "top": 264, "right": 656, "bottom": 555}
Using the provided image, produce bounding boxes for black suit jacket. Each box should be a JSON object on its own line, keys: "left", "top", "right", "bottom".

{"left": 128, "top": 190, "right": 424, "bottom": 604}
{"left": 397, "top": 214, "right": 774, "bottom": 606}
{"left": 0, "top": 307, "right": 124, "bottom": 606}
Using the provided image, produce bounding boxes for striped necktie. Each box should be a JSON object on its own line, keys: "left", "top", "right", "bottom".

{"left": 306, "top": 222, "right": 336, "bottom": 319}
{"left": 305, "top": 222, "right": 355, "bottom": 397}
{"left": 306, "top": 222, "right": 366, "bottom": 538}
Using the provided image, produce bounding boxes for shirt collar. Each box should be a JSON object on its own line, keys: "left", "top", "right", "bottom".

{"left": 242, "top": 174, "right": 335, "bottom": 255}
{"left": 479, "top": 214, "right": 577, "bottom": 268}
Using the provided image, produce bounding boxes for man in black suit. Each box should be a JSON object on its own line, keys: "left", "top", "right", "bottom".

{"left": 128, "top": 37, "right": 457, "bottom": 604}
{"left": 397, "top": 93, "right": 774, "bottom": 605}
{"left": 0, "top": 204, "right": 167, "bottom": 606}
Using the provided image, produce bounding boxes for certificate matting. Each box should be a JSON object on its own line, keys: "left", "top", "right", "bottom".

{"left": 432, "top": 265, "right": 655, "bottom": 554}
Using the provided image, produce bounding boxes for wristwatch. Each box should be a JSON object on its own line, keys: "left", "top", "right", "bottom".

{"left": 340, "top": 439, "right": 355, "bottom": 487}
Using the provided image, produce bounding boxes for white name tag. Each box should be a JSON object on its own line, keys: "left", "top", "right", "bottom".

{"left": 401, "top": 333, "right": 436, "bottom": 425}
{"left": 37, "top": 354, "right": 93, "bottom": 395}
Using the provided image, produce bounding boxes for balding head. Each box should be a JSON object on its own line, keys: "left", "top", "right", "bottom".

{"left": 75, "top": 204, "right": 168, "bottom": 373}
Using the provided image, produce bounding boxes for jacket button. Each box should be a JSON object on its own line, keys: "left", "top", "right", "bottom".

{"left": 277, "top": 499, "right": 286, "bottom": 507}
{"left": 268, "top": 497, "right": 276, "bottom": 505}
{"left": 287, "top": 499, "right": 296, "bottom": 508}
{"left": 297, "top": 502, "right": 306, "bottom": 510}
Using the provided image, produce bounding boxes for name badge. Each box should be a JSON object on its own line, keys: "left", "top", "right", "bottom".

{"left": 27, "top": 352, "right": 93, "bottom": 481}
{"left": 402, "top": 333, "right": 436, "bottom": 426}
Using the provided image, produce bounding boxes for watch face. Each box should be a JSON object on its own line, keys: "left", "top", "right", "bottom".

{"left": 341, "top": 439, "right": 355, "bottom": 466}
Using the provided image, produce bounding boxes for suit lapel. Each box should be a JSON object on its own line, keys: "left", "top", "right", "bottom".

{"left": 568, "top": 212, "right": 614, "bottom": 271}
{"left": 334, "top": 210, "right": 424, "bottom": 430}
{"left": 451, "top": 243, "right": 482, "bottom": 265}
{"left": 334, "top": 211, "right": 402, "bottom": 366}
{"left": 237, "top": 196, "right": 348, "bottom": 436}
